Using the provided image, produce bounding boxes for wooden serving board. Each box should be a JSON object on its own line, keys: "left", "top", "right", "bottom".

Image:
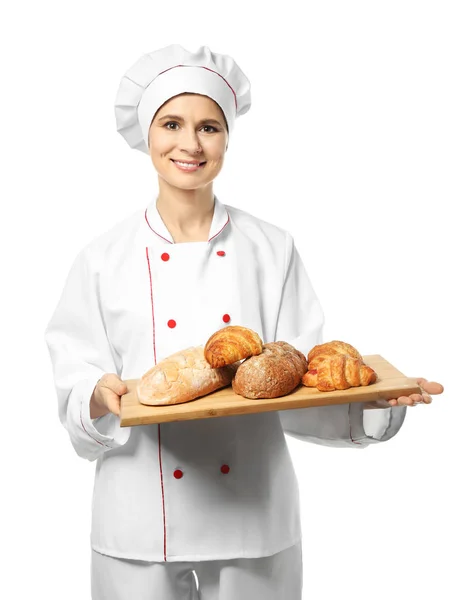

{"left": 119, "top": 355, "right": 421, "bottom": 427}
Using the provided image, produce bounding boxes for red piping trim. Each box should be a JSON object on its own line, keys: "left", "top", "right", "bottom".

{"left": 145, "top": 207, "right": 230, "bottom": 244}
{"left": 349, "top": 423, "right": 362, "bottom": 445}
{"left": 145, "top": 208, "right": 173, "bottom": 244}
{"left": 145, "top": 247, "right": 157, "bottom": 365}
{"left": 145, "top": 247, "right": 168, "bottom": 561}
{"left": 208, "top": 214, "right": 230, "bottom": 242}
{"left": 158, "top": 423, "right": 167, "bottom": 561}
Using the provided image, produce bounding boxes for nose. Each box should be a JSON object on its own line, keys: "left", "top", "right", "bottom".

{"left": 179, "top": 127, "right": 203, "bottom": 155}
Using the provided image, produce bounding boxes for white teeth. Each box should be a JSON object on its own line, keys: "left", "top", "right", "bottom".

{"left": 174, "top": 160, "right": 203, "bottom": 168}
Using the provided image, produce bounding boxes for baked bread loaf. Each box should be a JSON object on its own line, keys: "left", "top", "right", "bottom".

{"left": 303, "top": 340, "right": 377, "bottom": 391}
{"left": 204, "top": 325, "right": 263, "bottom": 368}
{"left": 137, "top": 346, "right": 238, "bottom": 406}
{"left": 232, "top": 341, "right": 308, "bottom": 399}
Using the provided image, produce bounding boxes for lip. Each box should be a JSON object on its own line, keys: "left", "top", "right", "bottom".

{"left": 171, "top": 159, "right": 207, "bottom": 172}
{"left": 171, "top": 159, "right": 206, "bottom": 165}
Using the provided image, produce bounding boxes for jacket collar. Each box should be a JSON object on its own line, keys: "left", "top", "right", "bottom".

{"left": 144, "top": 195, "right": 230, "bottom": 244}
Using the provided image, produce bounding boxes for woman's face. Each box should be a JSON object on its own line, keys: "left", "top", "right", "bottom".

{"left": 148, "top": 93, "right": 229, "bottom": 191}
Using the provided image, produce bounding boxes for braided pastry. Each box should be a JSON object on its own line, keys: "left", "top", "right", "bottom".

{"left": 204, "top": 325, "right": 263, "bottom": 368}
{"left": 303, "top": 340, "right": 377, "bottom": 392}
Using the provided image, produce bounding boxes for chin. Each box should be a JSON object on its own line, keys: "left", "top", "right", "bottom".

{"left": 168, "top": 168, "right": 220, "bottom": 188}
{"left": 161, "top": 175, "right": 209, "bottom": 191}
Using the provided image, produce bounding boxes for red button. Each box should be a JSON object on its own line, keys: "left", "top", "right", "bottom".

{"left": 221, "top": 464, "right": 230, "bottom": 474}
{"left": 217, "top": 250, "right": 226, "bottom": 257}
{"left": 168, "top": 319, "right": 177, "bottom": 328}
{"left": 173, "top": 469, "right": 183, "bottom": 479}
{"left": 161, "top": 252, "right": 170, "bottom": 261}
{"left": 222, "top": 314, "right": 231, "bottom": 323}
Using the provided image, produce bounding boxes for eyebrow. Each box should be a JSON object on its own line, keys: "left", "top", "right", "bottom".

{"left": 156, "top": 114, "right": 222, "bottom": 126}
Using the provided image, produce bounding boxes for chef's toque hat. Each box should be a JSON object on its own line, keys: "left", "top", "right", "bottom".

{"left": 114, "top": 44, "right": 251, "bottom": 155}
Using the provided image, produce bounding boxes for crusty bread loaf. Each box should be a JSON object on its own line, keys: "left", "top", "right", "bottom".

{"left": 232, "top": 341, "right": 308, "bottom": 399}
{"left": 137, "top": 346, "right": 238, "bottom": 406}
{"left": 303, "top": 340, "right": 377, "bottom": 391}
{"left": 204, "top": 325, "right": 263, "bottom": 368}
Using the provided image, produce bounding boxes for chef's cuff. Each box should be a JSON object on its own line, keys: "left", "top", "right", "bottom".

{"left": 77, "top": 378, "right": 131, "bottom": 453}
{"left": 280, "top": 403, "right": 369, "bottom": 448}
{"left": 349, "top": 403, "right": 407, "bottom": 445}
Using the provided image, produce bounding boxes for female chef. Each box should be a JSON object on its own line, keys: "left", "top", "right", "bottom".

{"left": 44, "top": 44, "right": 444, "bottom": 600}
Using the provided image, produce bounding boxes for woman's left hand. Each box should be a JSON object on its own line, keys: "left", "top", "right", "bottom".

{"left": 364, "top": 378, "right": 444, "bottom": 409}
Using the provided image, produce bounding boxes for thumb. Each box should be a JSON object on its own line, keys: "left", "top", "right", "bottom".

{"left": 416, "top": 378, "right": 444, "bottom": 395}
{"left": 101, "top": 374, "right": 128, "bottom": 396}
{"left": 112, "top": 379, "right": 128, "bottom": 397}
{"left": 117, "top": 379, "right": 128, "bottom": 395}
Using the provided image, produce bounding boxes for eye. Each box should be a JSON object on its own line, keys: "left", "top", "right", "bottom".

{"left": 163, "top": 122, "right": 219, "bottom": 132}
{"left": 164, "top": 121, "right": 179, "bottom": 130}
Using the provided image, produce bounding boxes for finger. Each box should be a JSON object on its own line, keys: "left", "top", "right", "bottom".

{"left": 423, "top": 381, "right": 444, "bottom": 394}
{"left": 416, "top": 378, "right": 444, "bottom": 395}
{"left": 99, "top": 385, "right": 123, "bottom": 415}
{"left": 106, "top": 395, "right": 121, "bottom": 417}
{"left": 397, "top": 395, "right": 415, "bottom": 406}
{"left": 422, "top": 392, "right": 433, "bottom": 404}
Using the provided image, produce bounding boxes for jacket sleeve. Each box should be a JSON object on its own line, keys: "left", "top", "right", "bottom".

{"left": 275, "top": 232, "right": 407, "bottom": 449}
{"left": 44, "top": 246, "right": 131, "bottom": 462}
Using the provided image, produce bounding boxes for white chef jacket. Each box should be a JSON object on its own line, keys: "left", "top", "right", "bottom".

{"left": 44, "top": 194, "right": 407, "bottom": 562}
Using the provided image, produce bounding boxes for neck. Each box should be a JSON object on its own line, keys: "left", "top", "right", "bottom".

{"left": 155, "top": 178, "right": 215, "bottom": 242}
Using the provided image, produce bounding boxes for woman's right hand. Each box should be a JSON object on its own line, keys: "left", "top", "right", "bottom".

{"left": 90, "top": 374, "right": 128, "bottom": 419}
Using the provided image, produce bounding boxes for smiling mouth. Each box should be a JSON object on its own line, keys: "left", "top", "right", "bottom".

{"left": 171, "top": 159, "right": 207, "bottom": 171}
{"left": 171, "top": 159, "right": 206, "bottom": 166}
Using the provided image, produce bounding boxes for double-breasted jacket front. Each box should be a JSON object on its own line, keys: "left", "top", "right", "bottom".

{"left": 44, "top": 195, "right": 407, "bottom": 562}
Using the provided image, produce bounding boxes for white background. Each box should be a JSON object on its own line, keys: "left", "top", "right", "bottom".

{"left": 2, "top": 1, "right": 470, "bottom": 598}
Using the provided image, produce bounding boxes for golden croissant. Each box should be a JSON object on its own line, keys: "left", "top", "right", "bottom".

{"left": 303, "top": 340, "right": 377, "bottom": 391}
{"left": 204, "top": 325, "right": 263, "bottom": 368}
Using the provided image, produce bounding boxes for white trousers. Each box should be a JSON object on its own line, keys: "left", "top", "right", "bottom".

{"left": 91, "top": 541, "right": 303, "bottom": 600}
